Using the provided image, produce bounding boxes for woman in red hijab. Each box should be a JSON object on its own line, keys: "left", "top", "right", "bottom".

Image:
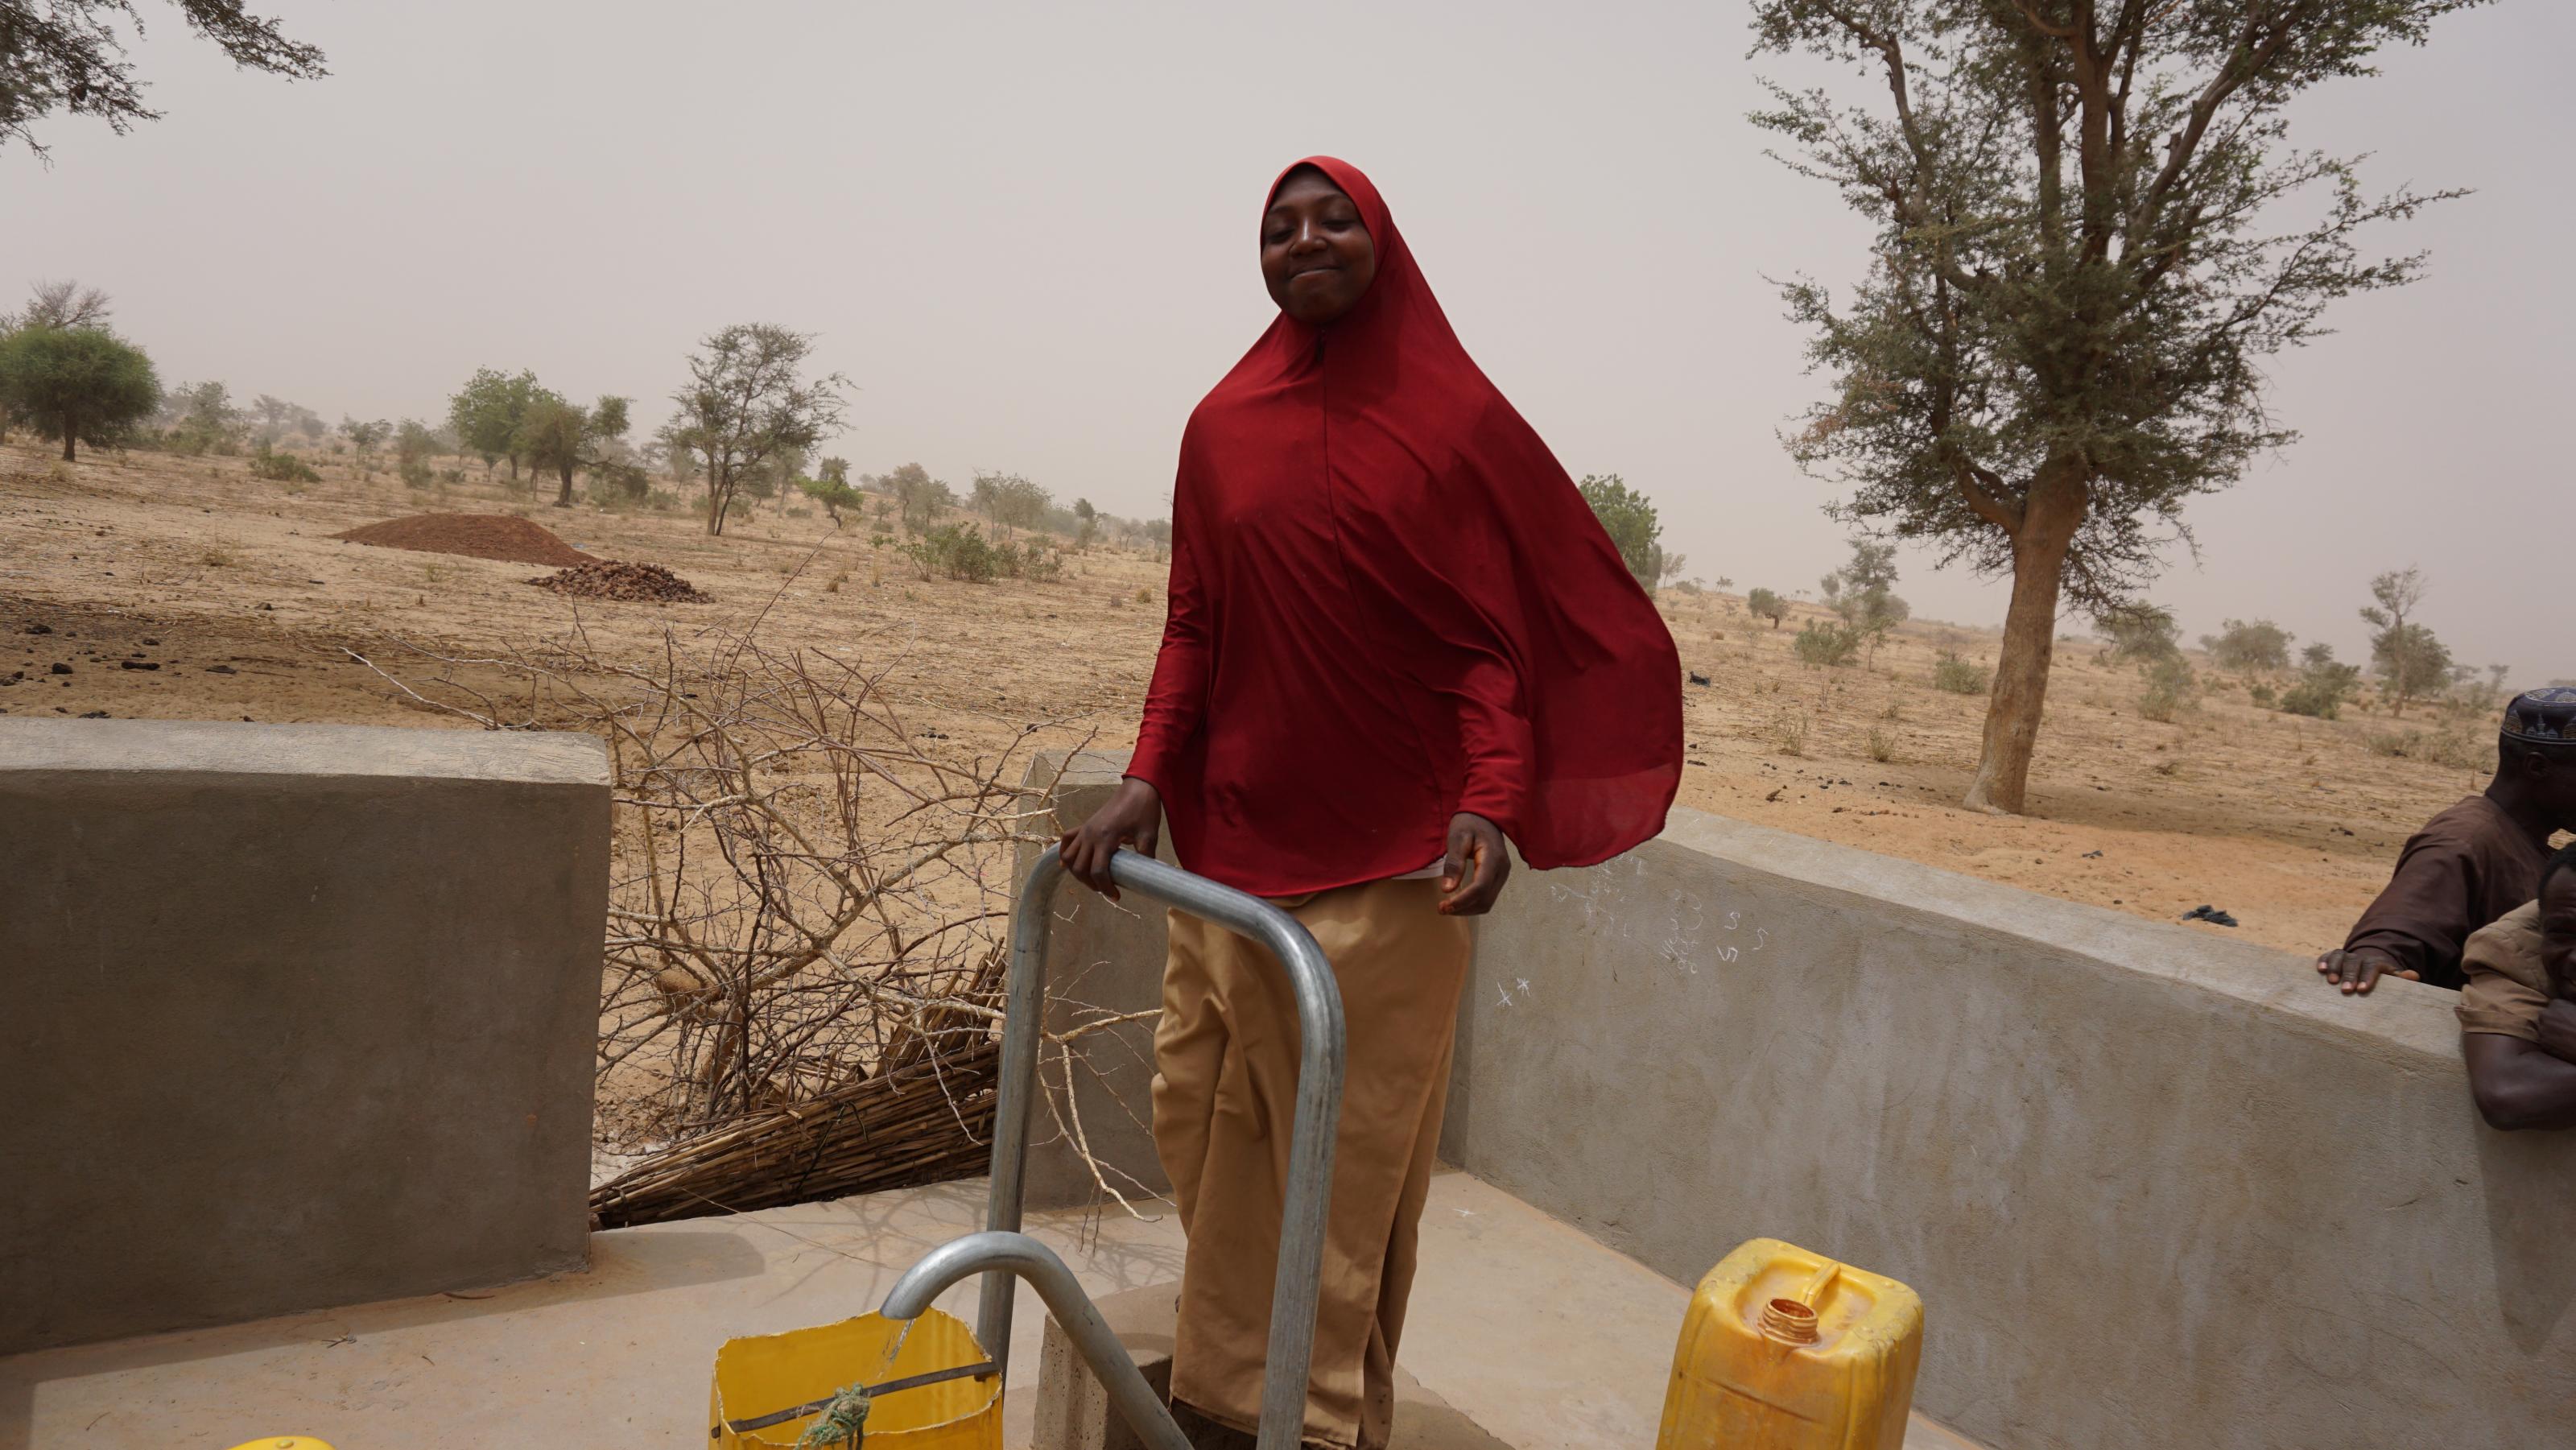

{"left": 1059, "top": 157, "right": 1681, "bottom": 1450}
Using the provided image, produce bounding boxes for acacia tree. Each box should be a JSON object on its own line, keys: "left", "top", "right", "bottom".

{"left": 2, "top": 1, "right": 328, "bottom": 156}
{"left": 2359, "top": 565, "right": 2446, "bottom": 716}
{"left": 879, "top": 461, "right": 950, "bottom": 535}
{"left": 1822, "top": 539, "right": 1910, "bottom": 659}
{"left": 518, "top": 392, "right": 631, "bottom": 507}
{"left": 341, "top": 415, "right": 389, "bottom": 467}
{"left": 1753, "top": 0, "right": 2479, "bottom": 812}
{"left": 666, "top": 324, "right": 848, "bottom": 536}
{"left": 0, "top": 325, "right": 159, "bottom": 459}
{"left": 447, "top": 366, "right": 540, "bottom": 479}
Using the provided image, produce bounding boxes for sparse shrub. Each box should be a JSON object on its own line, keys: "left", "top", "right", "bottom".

{"left": 2137, "top": 655, "right": 2198, "bottom": 722}
{"left": 1932, "top": 651, "right": 1989, "bottom": 695}
{"left": 2368, "top": 728, "right": 2490, "bottom": 772}
{"left": 906, "top": 523, "right": 998, "bottom": 583}
{"left": 2097, "top": 601, "right": 2182, "bottom": 663}
{"left": 589, "top": 461, "right": 651, "bottom": 506}
{"left": 1866, "top": 725, "right": 1897, "bottom": 762}
{"left": 1792, "top": 619, "right": 1864, "bottom": 667}
{"left": 249, "top": 445, "right": 321, "bottom": 483}
{"left": 1747, "top": 587, "right": 1788, "bottom": 628}
{"left": 2279, "top": 650, "right": 2361, "bottom": 719}
{"left": 646, "top": 488, "right": 682, "bottom": 512}
{"left": 2248, "top": 681, "right": 2277, "bottom": 708}
{"left": 1769, "top": 710, "right": 1811, "bottom": 757}
{"left": 200, "top": 544, "right": 236, "bottom": 568}
{"left": 2201, "top": 618, "right": 2294, "bottom": 672}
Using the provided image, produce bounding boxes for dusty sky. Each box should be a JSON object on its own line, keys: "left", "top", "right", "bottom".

{"left": 7, "top": 2, "right": 2566, "bottom": 679}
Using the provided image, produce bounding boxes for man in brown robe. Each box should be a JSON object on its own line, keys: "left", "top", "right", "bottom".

{"left": 2318, "top": 688, "right": 2576, "bottom": 994}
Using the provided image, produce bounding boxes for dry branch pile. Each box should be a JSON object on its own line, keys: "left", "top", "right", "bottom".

{"left": 526, "top": 560, "right": 712, "bottom": 603}
{"left": 355, "top": 610, "right": 1110, "bottom": 1227}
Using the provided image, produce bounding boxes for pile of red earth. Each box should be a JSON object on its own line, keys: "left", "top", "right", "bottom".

{"left": 526, "top": 560, "right": 713, "bottom": 604}
{"left": 334, "top": 513, "right": 598, "bottom": 567}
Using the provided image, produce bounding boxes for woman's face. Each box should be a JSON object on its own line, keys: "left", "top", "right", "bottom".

{"left": 1262, "top": 167, "right": 1377, "bottom": 325}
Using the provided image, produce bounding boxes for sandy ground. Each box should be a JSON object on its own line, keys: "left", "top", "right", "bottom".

{"left": 0, "top": 439, "right": 2516, "bottom": 964}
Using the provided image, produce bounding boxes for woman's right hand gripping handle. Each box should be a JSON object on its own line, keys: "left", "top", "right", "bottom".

{"left": 1058, "top": 777, "right": 1162, "bottom": 901}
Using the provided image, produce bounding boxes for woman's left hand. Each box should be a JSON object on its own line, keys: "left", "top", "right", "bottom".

{"left": 1438, "top": 812, "right": 1512, "bottom": 916}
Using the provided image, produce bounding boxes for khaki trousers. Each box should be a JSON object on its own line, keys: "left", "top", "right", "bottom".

{"left": 1152, "top": 877, "right": 1472, "bottom": 1450}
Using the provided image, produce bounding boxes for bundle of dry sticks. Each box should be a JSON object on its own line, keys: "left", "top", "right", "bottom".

{"left": 355, "top": 586, "right": 1141, "bottom": 1229}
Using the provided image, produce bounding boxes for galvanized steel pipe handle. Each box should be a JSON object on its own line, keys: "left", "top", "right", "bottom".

{"left": 973, "top": 844, "right": 1347, "bottom": 1450}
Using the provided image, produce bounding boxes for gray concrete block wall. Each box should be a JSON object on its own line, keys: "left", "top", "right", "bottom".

{"left": 1020, "top": 751, "right": 2576, "bottom": 1450}
{"left": 1013, "top": 752, "right": 1178, "bottom": 1212}
{"left": 0, "top": 719, "right": 612, "bottom": 1353}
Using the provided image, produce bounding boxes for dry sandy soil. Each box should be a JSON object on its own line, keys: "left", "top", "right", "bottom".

{"left": 0, "top": 439, "right": 2519, "bottom": 965}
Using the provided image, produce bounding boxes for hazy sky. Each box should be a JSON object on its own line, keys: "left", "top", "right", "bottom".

{"left": 9, "top": 2, "right": 2568, "bottom": 678}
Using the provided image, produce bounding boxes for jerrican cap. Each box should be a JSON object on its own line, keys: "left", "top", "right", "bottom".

{"left": 2501, "top": 686, "right": 2576, "bottom": 745}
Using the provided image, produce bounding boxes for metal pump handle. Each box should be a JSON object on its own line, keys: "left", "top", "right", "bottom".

{"left": 928, "top": 844, "right": 1347, "bottom": 1450}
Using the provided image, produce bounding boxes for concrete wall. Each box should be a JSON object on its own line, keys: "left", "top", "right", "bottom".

{"left": 0, "top": 718, "right": 611, "bottom": 1354}
{"left": 1013, "top": 753, "right": 1178, "bottom": 1212}
{"left": 1027, "top": 752, "right": 2576, "bottom": 1450}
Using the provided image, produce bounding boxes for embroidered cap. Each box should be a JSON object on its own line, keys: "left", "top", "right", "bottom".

{"left": 2501, "top": 686, "right": 2576, "bottom": 745}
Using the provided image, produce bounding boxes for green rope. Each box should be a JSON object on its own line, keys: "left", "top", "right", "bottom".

{"left": 792, "top": 1382, "right": 871, "bottom": 1448}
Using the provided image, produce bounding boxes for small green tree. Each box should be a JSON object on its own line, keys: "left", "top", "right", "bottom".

{"left": 2202, "top": 618, "right": 2295, "bottom": 673}
{"left": 799, "top": 473, "right": 863, "bottom": 523}
{"left": 881, "top": 461, "right": 952, "bottom": 535}
{"left": 518, "top": 392, "right": 631, "bottom": 506}
{"left": 667, "top": 324, "right": 848, "bottom": 536}
{"left": 1073, "top": 496, "right": 1100, "bottom": 549}
{"left": 2371, "top": 622, "right": 2453, "bottom": 716}
{"left": 394, "top": 419, "right": 440, "bottom": 488}
{"left": 341, "top": 415, "right": 390, "bottom": 467}
{"left": 447, "top": 367, "right": 540, "bottom": 479}
{"left": 0, "top": 326, "right": 159, "bottom": 461}
{"left": 1746, "top": 587, "right": 1789, "bottom": 628}
{"left": 1576, "top": 473, "right": 1666, "bottom": 588}
{"left": 1794, "top": 618, "right": 1864, "bottom": 667}
{"left": 1820, "top": 539, "right": 1909, "bottom": 660}
{"left": 974, "top": 472, "right": 1051, "bottom": 538}
{"left": 160, "top": 379, "right": 241, "bottom": 454}
{"left": 2359, "top": 567, "right": 2445, "bottom": 717}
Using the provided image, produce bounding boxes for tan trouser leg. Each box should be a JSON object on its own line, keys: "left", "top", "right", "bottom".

{"left": 1152, "top": 877, "right": 1472, "bottom": 1450}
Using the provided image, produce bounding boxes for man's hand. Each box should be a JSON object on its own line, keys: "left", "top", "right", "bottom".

{"left": 2536, "top": 998, "right": 2576, "bottom": 1064}
{"left": 1059, "top": 778, "right": 1162, "bottom": 901}
{"left": 1438, "top": 812, "right": 1511, "bottom": 917}
{"left": 2316, "top": 947, "right": 2418, "bottom": 995}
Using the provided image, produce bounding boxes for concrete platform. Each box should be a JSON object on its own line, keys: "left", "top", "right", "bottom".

{"left": 0, "top": 1172, "right": 1983, "bottom": 1449}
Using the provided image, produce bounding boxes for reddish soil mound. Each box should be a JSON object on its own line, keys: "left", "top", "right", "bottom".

{"left": 336, "top": 513, "right": 598, "bottom": 567}
{"left": 526, "top": 560, "right": 712, "bottom": 604}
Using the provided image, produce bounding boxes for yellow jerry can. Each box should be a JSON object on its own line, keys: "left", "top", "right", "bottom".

{"left": 223, "top": 1441, "right": 335, "bottom": 1449}
{"left": 710, "top": 1307, "right": 1002, "bottom": 1450}
{"left": 1655, "top": 1237, "right": 1924, "bottom": 1450}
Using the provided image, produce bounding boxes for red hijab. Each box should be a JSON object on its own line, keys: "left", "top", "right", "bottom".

{"left": 1128, "top": 156, "right": 1682, "bottom": 896}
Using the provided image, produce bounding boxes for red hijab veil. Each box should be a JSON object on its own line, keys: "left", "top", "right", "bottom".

{"left": 1128, "top": 156, "right": 1682, "bottom": 896}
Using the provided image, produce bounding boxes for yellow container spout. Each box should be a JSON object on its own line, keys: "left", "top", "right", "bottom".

{"left": 1655, "top": 1237, "right": 1924, "bottom": 1450}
